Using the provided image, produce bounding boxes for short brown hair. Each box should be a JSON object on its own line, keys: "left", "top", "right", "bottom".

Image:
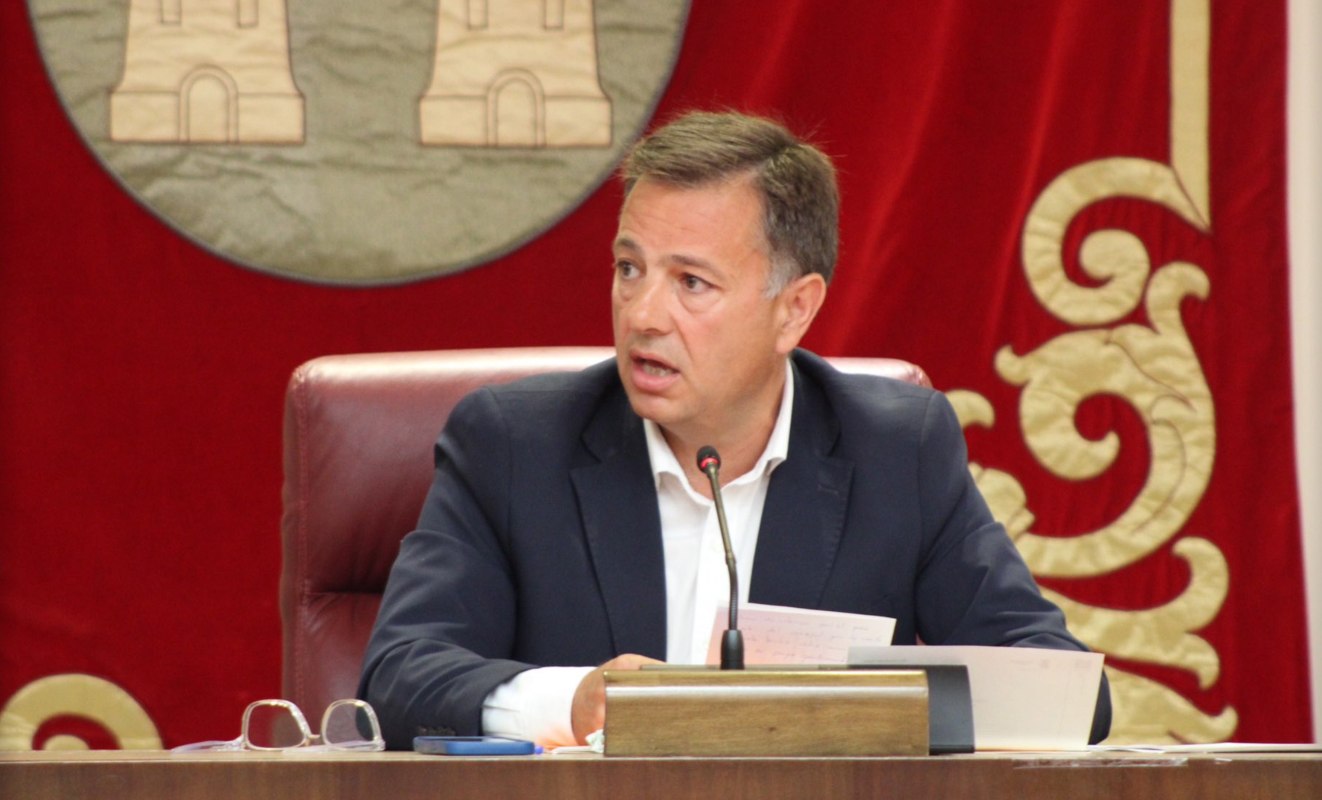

{"left": 620, "top": 111, "right": 839, "bottom": 293}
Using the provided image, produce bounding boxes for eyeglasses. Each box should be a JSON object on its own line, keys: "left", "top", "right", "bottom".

{"left": 171, "top": 699, "right": 385, "bottom": 752}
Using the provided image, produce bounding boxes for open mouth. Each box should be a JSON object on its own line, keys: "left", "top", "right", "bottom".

{"left": 637, "top": 357, "right": 676, "bottom": 377}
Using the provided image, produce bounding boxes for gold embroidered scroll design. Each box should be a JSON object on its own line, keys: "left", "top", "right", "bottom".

{"left": 946, "top": 0, "right": 1234, "bottom": 744}
{"left": 0, "top": 674, "right": 161, "bottom": 750}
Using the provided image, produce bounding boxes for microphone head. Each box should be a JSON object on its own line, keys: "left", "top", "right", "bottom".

{"left": 696, "top": 445, "right": 721, "bottom": 473}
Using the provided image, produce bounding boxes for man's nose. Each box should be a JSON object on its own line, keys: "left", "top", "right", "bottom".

{"left": 624, "top": 275, "right": 671, "bottom": 333}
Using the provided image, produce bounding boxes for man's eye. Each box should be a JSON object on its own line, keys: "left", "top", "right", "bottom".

{"left": 615, "top": 260, "right": 639, "bottom": 279}
{"left": 681, "top": 274, "right": 710, "bottom": 292}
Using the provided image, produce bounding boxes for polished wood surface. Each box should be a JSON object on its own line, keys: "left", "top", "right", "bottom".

{"left": 2, "top": 749, "right": 1320, "bottom": 800}
{"left": 604, "top": 668, "right": 929, "bottom": 756}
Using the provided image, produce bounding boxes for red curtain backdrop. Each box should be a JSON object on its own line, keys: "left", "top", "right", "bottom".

{"left": 1, "top": 0, "right": 1309, "bottom": 746}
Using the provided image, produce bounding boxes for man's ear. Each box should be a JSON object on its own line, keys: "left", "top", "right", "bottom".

{"left": 774, "top": 273, "right": 827, "bottom": 354}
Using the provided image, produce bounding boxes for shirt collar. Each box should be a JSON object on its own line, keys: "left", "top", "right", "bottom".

{"left": 643, "top": 359, "right": 795, "bottom": 489}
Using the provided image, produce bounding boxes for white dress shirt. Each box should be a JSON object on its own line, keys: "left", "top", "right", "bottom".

{"left": 481, "top": 362, "right": 794, "bottom": 746}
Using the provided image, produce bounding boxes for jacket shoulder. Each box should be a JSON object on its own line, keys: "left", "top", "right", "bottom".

{"left": 793, "top": 350, "right": 942, "bottom": 420}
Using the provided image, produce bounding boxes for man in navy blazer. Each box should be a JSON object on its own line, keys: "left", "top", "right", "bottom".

{"left": 359, "top": 111, "right": 1111, "bottom": 749}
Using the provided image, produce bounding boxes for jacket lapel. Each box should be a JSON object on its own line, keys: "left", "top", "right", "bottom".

{"left": 749, "top": 357, "right": 853, "bottom": 609}
{"left": 570, "top": 388, "right": 668, "bottom": 660}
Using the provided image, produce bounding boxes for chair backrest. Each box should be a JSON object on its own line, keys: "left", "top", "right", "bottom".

{"left": 279, "top": 347, "right": 931, "bottom": 722}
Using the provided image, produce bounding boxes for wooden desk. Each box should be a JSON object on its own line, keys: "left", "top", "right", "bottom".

{"left": 2, "top": 749, "right": 1319, "bottom": 800}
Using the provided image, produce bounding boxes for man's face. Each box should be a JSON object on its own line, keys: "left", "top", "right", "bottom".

{"left": 612, "top": 175, "right": 798, "bottom": 451}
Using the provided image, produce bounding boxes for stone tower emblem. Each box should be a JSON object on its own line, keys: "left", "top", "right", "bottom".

{"left": 30, "top": 0, "right": 688, "bottom": 283}
{"left": 110, "top": 0, "right": 304, "bottom": 143}
{"left": 107, "top": 0, "right": 611, "bottom": 149}
{"left": 421, "top": 0, "right": 613, "bottom": 147}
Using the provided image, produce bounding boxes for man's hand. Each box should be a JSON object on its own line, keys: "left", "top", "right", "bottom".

{"left": 571, "top": 653, "right": 663, "bottom": 744}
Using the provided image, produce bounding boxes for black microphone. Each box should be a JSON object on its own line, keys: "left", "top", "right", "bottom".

{"left": 697, "top": 445, "right": 744, "bottom": 670}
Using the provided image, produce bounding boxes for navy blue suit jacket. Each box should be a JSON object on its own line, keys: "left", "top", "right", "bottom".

{"left": 359, "top": 351, "right": 1111, "bottom": 748}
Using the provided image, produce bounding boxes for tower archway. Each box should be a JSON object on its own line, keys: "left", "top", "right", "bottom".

{"left": 180, "top": 67, "right": 238, "bottom": 143}
{"left": 489, "top": 71, "right": 544, "bottom": 147}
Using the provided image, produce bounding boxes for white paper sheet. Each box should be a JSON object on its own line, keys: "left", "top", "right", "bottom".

{"left": 1092, "top": 742, "right": 1322, "bottom": 754}
{"left": 848, "top": 644, "right": 1104, "bottom": 751}
{"left": 704, "top": 603, "right": 896, "bottom": 665}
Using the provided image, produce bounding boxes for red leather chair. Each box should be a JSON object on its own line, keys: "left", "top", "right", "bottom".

{"left": 279, "top": 347, "right": 931, "bottom": 723}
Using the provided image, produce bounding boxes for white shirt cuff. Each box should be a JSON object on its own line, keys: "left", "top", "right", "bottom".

{"left": 480, "top": 665, "right": 593, "bottom": 747}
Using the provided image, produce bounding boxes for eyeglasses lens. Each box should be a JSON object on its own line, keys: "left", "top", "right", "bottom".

{"left": 323, "top": 701, "right": 381, "bottom": 750}
{"left": 244, "top": 703, "right": 307, "bottom": 749}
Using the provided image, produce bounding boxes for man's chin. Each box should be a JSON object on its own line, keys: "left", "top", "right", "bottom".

{"left": 623, "top": 389, "right": 678, "bottom": 427}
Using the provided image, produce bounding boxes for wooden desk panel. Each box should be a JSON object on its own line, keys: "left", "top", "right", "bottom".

{"left": 2, "top": 750, "right": 1320, "bottom": 800}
